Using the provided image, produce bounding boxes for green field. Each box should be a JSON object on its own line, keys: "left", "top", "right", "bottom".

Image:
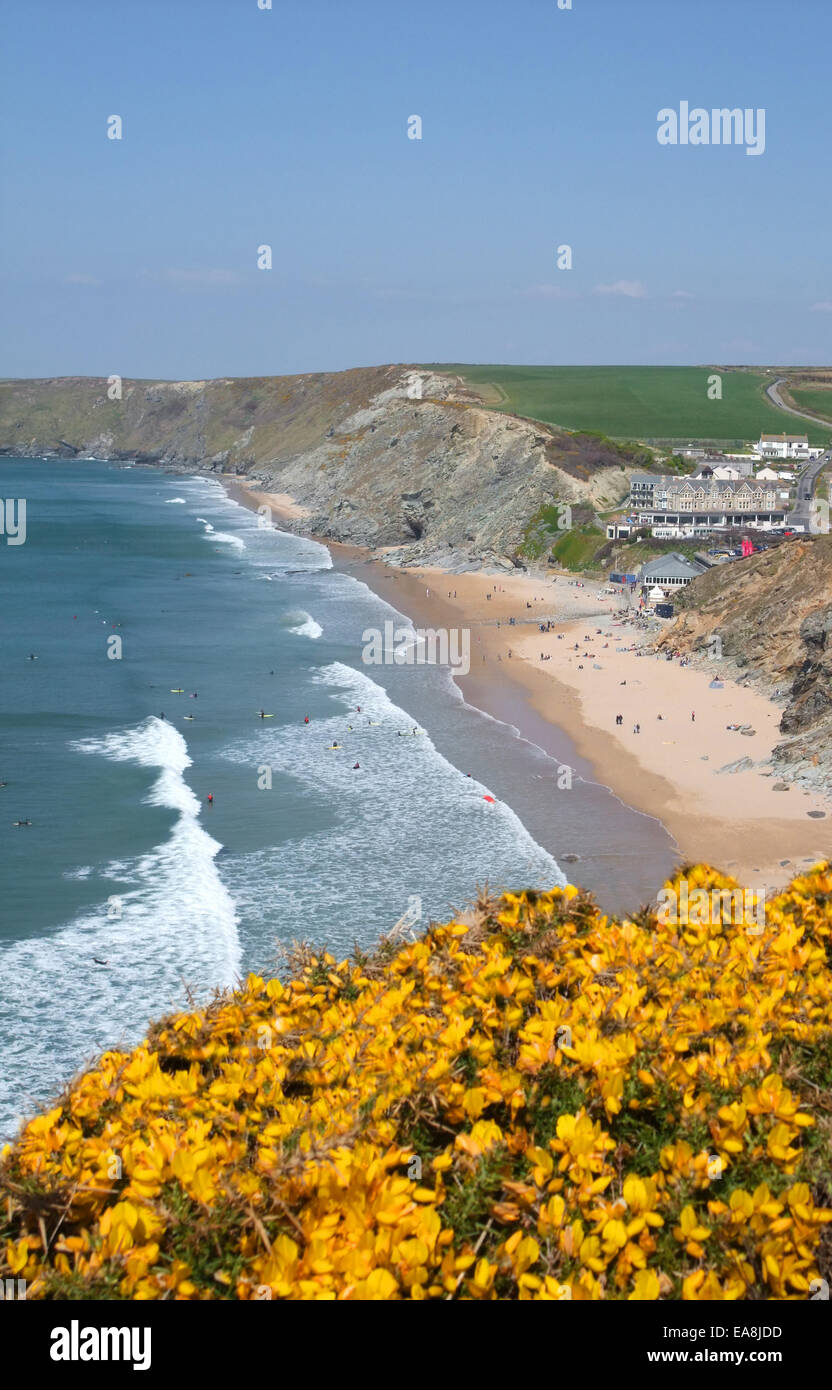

{"left": 789, "top": 387, "right": 832, "bottom": 425}
{"left": 427, "top": 365, "right": 830, "bottom": 446}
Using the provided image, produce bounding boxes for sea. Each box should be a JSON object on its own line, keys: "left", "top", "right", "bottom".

{"left": 0, "top": 456, "right": 586, "bottom": 1141}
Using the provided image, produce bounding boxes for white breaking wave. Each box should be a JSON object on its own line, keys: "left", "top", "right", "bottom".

{"left": 196, "top": 516, "right": 246, "bottom": 550}
{"left": 217, "top": 662, "right": 563, "bottom": 958}
{"left": 165, "top": 497, "right": 187, "bottom": 504}
{"left": 284, "top": 610, "right": 323, "bottom": 639}
{"left": 185, "top": 477, "right": 333, "bottom": 571}
{"left": 0, "top": 717, "right": 241, "bottom": 1143}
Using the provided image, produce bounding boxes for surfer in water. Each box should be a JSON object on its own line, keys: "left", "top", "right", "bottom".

{"left": 259, "top": 709, "right": 265, "bottom": 719}
{"left": 207, "top": 793, "right": 213, "bottom": 805}
{"left": 13, "top": 819, "right": 32, "bottom": 827}
{"left": 159, "top": 712, "right": 165, "bottom": 720}
{"left": 353, "top": 762, "right": 360, "bottom": 770}
{"left": 304, "top": 716, "right": 309, "bottom": 724}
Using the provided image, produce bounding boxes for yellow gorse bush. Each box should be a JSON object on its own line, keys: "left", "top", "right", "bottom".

{"left": 2, "top": 863, "right": 832, "bottom": 1301}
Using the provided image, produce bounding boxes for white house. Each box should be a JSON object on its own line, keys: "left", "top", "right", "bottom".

{"left": 756, "top": 433, "right": 819, "bottom": 461}
{"left": 756, "top": 467, "right": 796, "bottom": 483}
{"left": 694, "top": 464, "right": 743, "bottom": 481}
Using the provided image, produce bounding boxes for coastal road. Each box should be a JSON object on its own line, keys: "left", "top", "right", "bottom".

{"left": 765, "top": 376, "right": 832, "bottom": 431}
{"left": 761, "top": 379, "right": 832, "bottom": 529}
{"left": 788, "top": 447, "right": 832, "bottom": 529}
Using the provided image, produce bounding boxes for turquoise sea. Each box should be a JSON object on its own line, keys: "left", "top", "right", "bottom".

{"left": 0, "top": 457, "right": 679, "bottom": 1141}
{"left": 0, "top": 458, "right": 574, "bottom": 1139}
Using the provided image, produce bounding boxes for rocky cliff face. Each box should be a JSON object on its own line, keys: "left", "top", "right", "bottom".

{"left": 0, "top": 367, "right": 642, "bottom": 568}
{"left": 657, "top": 537, "right": 832, "bottom": 786}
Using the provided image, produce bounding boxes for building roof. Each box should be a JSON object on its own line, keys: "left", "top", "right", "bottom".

{"left": 674, "top": 478, "right": 772, "bottom": 494}
{"left": 758, "top": 433, "right": 808, "bottom": 443}
{"left": 639, "top": 553, "right": 707, "bottom": 581}
{"left": 632, "top": 475, "right": 773, "bottom": 494}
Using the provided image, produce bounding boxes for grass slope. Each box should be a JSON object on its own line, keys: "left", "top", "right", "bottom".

{"left": 789, "top": 388, "right": 832, "bottom": 426}
{"left": 3, "top": 865, "right": 831, "bottom": 1301}
{"left": 429, "top": 365, "right": 830, "bottom": 446}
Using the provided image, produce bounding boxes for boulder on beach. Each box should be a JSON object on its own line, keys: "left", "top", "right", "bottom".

{"left": 716, "top": 756, "right": 754, "bottom": 775}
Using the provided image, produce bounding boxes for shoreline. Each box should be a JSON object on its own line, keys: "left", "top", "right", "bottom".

{"left": 227, "top": 479, "right": 830, "bottom": 897}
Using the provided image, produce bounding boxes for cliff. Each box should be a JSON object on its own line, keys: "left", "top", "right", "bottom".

{"left": 0, "top": 368, "right": 646, "bottom": 567}
{"left": 3, "top": 866, "right": 831, "bottom": 1301}
{"left": 657, "top": 536, "right": 832, "bottom": 788}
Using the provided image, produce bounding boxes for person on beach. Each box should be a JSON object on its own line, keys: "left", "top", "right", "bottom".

{"left": 691, "top": 711, "right": 695, "bottom": 722}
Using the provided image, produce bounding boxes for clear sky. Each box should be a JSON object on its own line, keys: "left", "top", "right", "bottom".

{"left": 1, "top": 0, "right": 830, "bottom": 378}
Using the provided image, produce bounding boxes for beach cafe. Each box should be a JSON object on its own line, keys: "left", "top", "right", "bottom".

{"left": 638, "top": 553, "right": 707, "bottom": 591}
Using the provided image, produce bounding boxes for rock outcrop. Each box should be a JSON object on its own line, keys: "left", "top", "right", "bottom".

{"left": 656, "top": 537, "right": 832, "bottom": 787}
{"left": 0, "top": 367, "right": 645, "bottom": 568}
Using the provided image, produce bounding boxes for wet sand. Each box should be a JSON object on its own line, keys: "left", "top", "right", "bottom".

{"left": 228, "top": 481, "right": 831, "bottom": 901}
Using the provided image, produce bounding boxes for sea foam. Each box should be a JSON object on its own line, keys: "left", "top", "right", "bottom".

{"left": 0, "top": 718, "right": 240, "bottom": 1142}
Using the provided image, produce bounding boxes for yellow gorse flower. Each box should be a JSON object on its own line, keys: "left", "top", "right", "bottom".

{"left": 1, "top": 867, "right": 831, "bottom": 1300}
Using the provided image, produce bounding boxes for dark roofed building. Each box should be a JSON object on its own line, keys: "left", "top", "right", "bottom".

{"left": 638, "top": 553, "right": 707, "bottom": 588}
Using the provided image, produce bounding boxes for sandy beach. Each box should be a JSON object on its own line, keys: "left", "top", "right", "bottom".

{"left": 232, "top": 481, "right": 831, "bottom": 896}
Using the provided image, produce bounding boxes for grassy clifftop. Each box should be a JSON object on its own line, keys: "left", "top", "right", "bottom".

{"left": 3, "top": 865, "right": 831, "bottom": 1301}
{"left": 433, "top": 364, "right": 832, "bottom": 446}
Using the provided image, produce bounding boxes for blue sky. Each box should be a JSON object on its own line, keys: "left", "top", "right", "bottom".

{"left": 1, "top": 0, "right": 830, "bottom": 377}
